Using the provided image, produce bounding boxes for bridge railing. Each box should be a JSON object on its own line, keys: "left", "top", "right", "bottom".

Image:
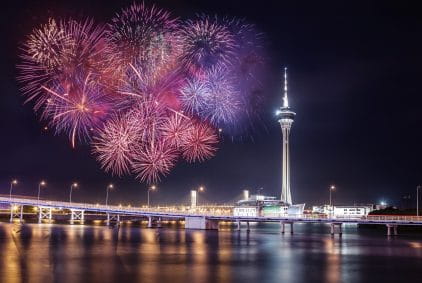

{"left": 364, "top": 215, "right": 422, "bottom": 222}
{"left": 0, "top": 196, "right": 234, "bottom": 216}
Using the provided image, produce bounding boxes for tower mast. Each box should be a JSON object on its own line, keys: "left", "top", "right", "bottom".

{"left": 277, "top": 67, "right": 296, "bottom": 205}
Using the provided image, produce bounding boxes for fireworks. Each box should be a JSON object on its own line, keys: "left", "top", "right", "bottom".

{"left": 92, "top": 114, "right": 139, "bottom": 177}
{"left": 180, "top": 15, "right": 237, "bottom": 73}
{"left": 132, "top": 141, "right": 178, "bottom": 183}
{"left": 181, "top": 122, "right": 218, "bottom": 163}
{"left": 42, "top": 74, "right": 113, "bottom": 148}
{"left": 17, "top": 2, "right": 265, "bottom": 184}
{"left": 107, "top": 2, "right": 180, "bottom": 66}
{"left": 160, "top": 113, "right": 192, "bottom": 147}
{"left": 179, "top": 77, "right": 209, "bottom": 116}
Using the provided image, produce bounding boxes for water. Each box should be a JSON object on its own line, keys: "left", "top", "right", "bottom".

{"left": 0, "top": 222, "right": 421, "bottom": 283}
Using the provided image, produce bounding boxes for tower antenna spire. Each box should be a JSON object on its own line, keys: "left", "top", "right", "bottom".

{"left": 283, "top": 67, "right": 289, "bottom": 108}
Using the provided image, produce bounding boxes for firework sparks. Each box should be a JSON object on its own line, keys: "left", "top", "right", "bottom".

{"left": 202, "top": 66, "right": 240, "bottom": 127}
{"left": 17, "top": 2, "right": 265, "bottom": 184}
{"left": 107, "top": 2, "right": 180, "bottom": 66}
{"left": 41, "top": 74, "right": 113, "bottom": 147}
{"left": 92, "top": 113, "right": 139, "bottom": 177}
{"left": 179, "top": 77, "right": 209, "bottom": 115}
{"left": 181, "top": 122, "right": 218, "bottom": 162}
{"left": 160, "top": 112, "right": 192, "bottom": 147}
{"left": 180, "top": 15, "right": 237, "bottom": 73}
{"left": 132, "top": 141, "right": 178, "bottom": 183}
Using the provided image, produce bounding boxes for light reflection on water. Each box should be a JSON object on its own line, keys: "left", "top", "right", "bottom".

{"left": 0, "top": 222, "right": 421, "bottom": 283}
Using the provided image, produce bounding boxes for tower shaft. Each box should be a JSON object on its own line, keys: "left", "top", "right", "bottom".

{"left": 281, "top": 121, "right": 293, "bottom": 204}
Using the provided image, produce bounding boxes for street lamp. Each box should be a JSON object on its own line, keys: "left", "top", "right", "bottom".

{"left": 329, "top": 185, "right": 336, "bottom": 216}
{"left": 9, "top": 179, "right": 18, "bottom": 200}
{"left": 37, "top": 180, "right": 46, "bottom": 201}
{"left": 147, "top": 185, "right": 156, "bottom": 207}
{"left": 69, "top": 182, "right": 78, "bottom": 203}
{"left": 105, "top": 184, "right": 114, "bottom": 206}
{"left": 417, "top": 185, "right": 421, "bottom": 217}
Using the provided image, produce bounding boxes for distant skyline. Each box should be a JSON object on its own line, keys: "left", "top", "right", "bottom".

{"left": 1, "top": 0, "right": 422, "bottom": 207}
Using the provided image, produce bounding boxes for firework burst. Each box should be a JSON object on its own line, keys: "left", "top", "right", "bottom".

{"left": 107, "top": 2, "right": 180, "bottom": 67}
{"left": 17, "top": 2, "right": 265, "bottom": 184}
{"left": 180, "top": 15, "right": 237, "bottom": 73}
{"left": 132, "top": 141, "right": 178, "bottom": 183}
{"left": 181, "top": 122, "right": 218, "bottom": 162}
{"left": 41, "top": 74, "right": 113, "bottom": 147}
{"left": 160, "top": 112, "right": 192, "bottom": 147}
{"left": 179, "top": 77, "right": 209, "bottom": 116}
{"left": 92, "top": 113, "right": 139, "bottom": 177}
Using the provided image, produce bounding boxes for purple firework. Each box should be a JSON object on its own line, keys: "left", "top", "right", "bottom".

{"left": 180, "top": 15, "right": 237, "bottom": 74}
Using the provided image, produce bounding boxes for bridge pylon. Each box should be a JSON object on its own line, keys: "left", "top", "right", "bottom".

{"left": 70, "top": 209, "right": 85, "bottom": 224}
{"left": 9, "top": 204, "right": 23, "bottom": 223}
{"left": 38, "top": 206, "right": 53, "bottom": 223}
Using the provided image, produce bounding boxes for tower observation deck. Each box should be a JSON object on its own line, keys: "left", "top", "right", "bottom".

{"left": 276, "top": 67, "right": 296, "bottom": 205}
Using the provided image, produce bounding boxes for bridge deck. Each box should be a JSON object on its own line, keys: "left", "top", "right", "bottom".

{"left": 1, "top": 196, "right": 422, "bottom": 226}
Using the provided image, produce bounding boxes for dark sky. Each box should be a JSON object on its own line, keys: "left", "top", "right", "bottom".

{"left": 1, "top": 0, "right": 421, "bottom": 207}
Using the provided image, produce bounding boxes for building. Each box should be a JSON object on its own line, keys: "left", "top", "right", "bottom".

{"left": 233, "top": 194, "right": 304, "bottom": 217}
{"left": 312, "top": 205, "right": 374, "bottom": 218}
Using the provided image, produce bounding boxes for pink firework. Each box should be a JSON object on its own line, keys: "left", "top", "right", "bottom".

{"left": 92, "top": 113, "right": 139, "bottom": 177}
{"left": 42, "top": 74, "right": 113, "bottom": 147}
{"left": 18, "top": 19, "right": 72, "bottom": 110}
{"left": 126, "top": 98, "right": 168, "bottom": 143}
{"left": 160, "top": 112, "right": 192, "bottom": 147}
{"left": 132, "top": 141, "right": 178, "bottom": 184}
{"left": 181, "top": 122, "right": 218, "bottom": 162}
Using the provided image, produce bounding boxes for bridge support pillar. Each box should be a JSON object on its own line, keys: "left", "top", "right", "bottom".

{"left": 246, "top": 221, "right": 250, "bottom": 232}
{"left": 20, "top": 206, "right": 23, "bottom": 222}
{"left": 185, "top": 216, "right": 218, "bottom": 230}
{"left": 236, "top": 220, "right": 240, "bottom": 231}
{"left": 281, "top": 222, "right": 293, "bottom": 234}
{"left": 330, "top": 223, "right": 342, "bottom": 236}
{"left": 38, "top": 206, "right": 53, "bottom": 223}
{"left": 157, "top": 217, "right": 162, "bottom": 228}
{"left": 106, "top": 213, "right": 120, "bottom": 226}
{"left": 148, "top": 217, "right": 152, "bottom": 228}
{"left": 70, "top": 209, "right": 84, "bottom": 224}
{"left": 9, "top": 205, "right": 22, "bottom": 223}
{"left": 386, "top": 224, "right": 398, "bottom": 236}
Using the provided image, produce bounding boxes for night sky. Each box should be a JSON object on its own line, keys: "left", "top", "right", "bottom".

{"left": 1, "top": 0, "right": 421, "bottom": 207}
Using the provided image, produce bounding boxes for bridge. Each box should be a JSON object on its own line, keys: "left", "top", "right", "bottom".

{"left": 1, "top": 196, "right": 422, "bottom": 236}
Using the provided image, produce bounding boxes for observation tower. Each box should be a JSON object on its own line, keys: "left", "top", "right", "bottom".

{"left": 276, "top": 67, "right": 296, "bottom": 205}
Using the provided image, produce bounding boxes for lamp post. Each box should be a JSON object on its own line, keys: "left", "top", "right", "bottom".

{"left": 417, "top": 185, "right": 421, "bottom": 217}
{"left": 105, "top": 184, "right": 114, "bottom": 206}
{"left": 9, "top": 179, "right": 18, "bottom": 200}
{"left": 147, "top": 185, "right": 156, "bottom": 207}
{"left": 69, "top": 182, "right": 78, "bottom": 203}
{"left": 198, "top": 186, "right": 205, "bottom": 206}
{"left": 329, "top": 185, "right": 336, "bottom": 216}
{"left": 37, "top": 180, "right": 46, "bottom": 201}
